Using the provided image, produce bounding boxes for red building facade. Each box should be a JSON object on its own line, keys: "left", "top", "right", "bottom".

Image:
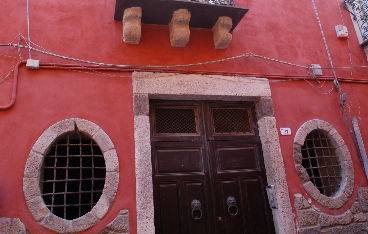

{"left": 1, "top": 0, "right": 368, "bottom": 233}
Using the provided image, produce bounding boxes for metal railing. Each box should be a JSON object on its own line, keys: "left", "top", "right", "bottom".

{"left": 192, "top": 0, "right": 235, "bottom": 6}
{"left": 342, "top": 0, "right": 368, "bottom": 46}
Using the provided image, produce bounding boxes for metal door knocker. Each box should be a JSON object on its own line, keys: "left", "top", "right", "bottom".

{"left": 191, "top": 199, "right": 202, "bottom": 221}
{"left": 227, "top": 196, "right": 238, "bottom": 217}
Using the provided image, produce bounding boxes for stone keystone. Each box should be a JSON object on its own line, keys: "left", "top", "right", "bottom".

{"left": 123, "top": 7, "right": 142, "bottom": 44}
{"left": 212, "top": 16, "right": 233, "bottom": 49}
{"left": 169, "top": 9, "right": 191, "bottom": 47}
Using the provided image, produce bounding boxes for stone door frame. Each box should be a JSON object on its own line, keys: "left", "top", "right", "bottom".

{"left": 132, "top": 72, "right": 295, "bottom": 234}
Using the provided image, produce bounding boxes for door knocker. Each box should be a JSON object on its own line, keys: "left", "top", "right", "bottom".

{"left": 191, "top": 199, "right": 202, "bottom": 221}
{"left": 227, "top": 196, "right": 239, "bottom": 217}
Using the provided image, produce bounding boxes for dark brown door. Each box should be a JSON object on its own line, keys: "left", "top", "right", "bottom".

{"left": 150, "top": 101, "right": 275, "bottom": 234}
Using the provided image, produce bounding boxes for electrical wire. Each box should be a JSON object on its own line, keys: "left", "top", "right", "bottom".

{"left": 0, "top": 69, "right": 15, "bottom": 83}
{"left": 26, "top": 0, "right": 32, "bottom": 59}
{"left": 311, "top": 0, "right": 338, "bottom": 80}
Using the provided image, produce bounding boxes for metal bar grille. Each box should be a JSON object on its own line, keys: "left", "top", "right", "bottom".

{"left": 212, "top": 108, "right": 252, "bottom": 134}
{"left": 301, "top": 130, "right": 342, "bottom": 197}
{"left": 41, "top": 132, "right": 106, "bottom": 220}
{"left": 155, "top": 107, "right": 197, "bottom": 134}
{"left": 343, "top": 0, "right": 368, "bottom": 46}
{"left": 192, "top": 0, "right": 235, "bottom": 6}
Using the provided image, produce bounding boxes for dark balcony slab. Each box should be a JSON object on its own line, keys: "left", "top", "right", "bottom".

{"left": 114, "top": 0, "right": 248, "bottom": 31}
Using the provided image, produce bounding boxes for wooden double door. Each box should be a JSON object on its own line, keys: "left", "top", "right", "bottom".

{"left": 150, "top": 101, "right": 275, "bottom": 234}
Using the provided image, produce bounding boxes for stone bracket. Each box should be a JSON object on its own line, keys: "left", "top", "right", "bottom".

{"left": 122, "top": 8, "right": 234, "bottom": 49}
{"left": 123, "top": 7, "right": 142, "bottom": 44}
{"left": 212, "top": 16, "right": 233, "bottom": 49}
{"left": 169, "top": 9, "right": 191, "bottom": 47}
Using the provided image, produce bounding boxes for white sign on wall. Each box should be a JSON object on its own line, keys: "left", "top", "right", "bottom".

{"left": 280, "top": 127, "right": 291, "bottom": 136}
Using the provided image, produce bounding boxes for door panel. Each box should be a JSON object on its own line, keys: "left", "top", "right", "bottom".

{"left": 242, "top": 178, "right": 274, "bottom": 234}
{"left": 156, "top": 148, "right": 204, "bottom": 173}
{"left": 218, "top": 179, "right": 245, "bottom": 234}
{"left": 157, "top": 183, "right": 181, "bottom": 234}
{"left": 216, "top": 146, "right": 259, "bottom": 171}
{"left": 151, "top": 101, "right": 275, "bottom": 234}
{"left": 184, "top": 182, "right": 211, "bottom": 234}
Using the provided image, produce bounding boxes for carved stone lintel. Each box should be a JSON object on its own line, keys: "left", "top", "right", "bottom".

{"left": 169, "top": 9, "right": 191, "bottom": 47}
{"left": 212, "top": 16, "right": 233, "bottom": 49}
{"left": 123, "top": 7, "right": 142, "bottom": 44}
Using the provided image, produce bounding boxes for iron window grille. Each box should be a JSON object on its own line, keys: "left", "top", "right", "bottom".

{"left": 212, "top": 108, "right": 252, "bottom": 134}
{"left": 342, "top": 0, "right": 368, "bottom": 47}
{"left": 41, "top": 131, "right": 106, "bottom": 220}
{"left": 154, "top": 107, "right": 198, "bottom": 134}
{"left": 301, "top": 130, "right": 342, "bottom": 197}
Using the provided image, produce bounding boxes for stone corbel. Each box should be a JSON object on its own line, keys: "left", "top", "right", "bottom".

{"left": 169, "top": 9, "right": 191, "bottom": 47}
{"left": 122, "top": 7, "right": 142, "bottom": 44}
{"left": 212, "top": 16, "right": 233, "bottom": 49}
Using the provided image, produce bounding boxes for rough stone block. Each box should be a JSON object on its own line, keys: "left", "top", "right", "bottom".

{"left": 354, "top": 212, "right": 367, "bottom": 222}
{"left": 104, "top": 149, "right": 119, "bottom": 172}
{"left": 300, "top": 119, "right": 319, "bottom": 135}
{"left": 212, "top": 16, "right": 232, "bottom": 49}
{"left": 75, "top": 118, "right": 100, "bottom": 138}
{"left": 297, "top": 208, "right": 320, "bottom": 227}
{"left": 32, "top": 128, "right": 57, "bottom": 154}
{"left": 0, "top": 218, "right": 11, "bottom": 233}
{"left": 358, "top": 187, "right": 368, "bottom": 211}
{"left": 10, "top": 218, "right": 27, "bottom": 234}
{"left": 299, "top": 225, "right": 320, "bottom": 234}
{"left": 303, "top": 181, "right": 321, "bottom": 202}
{"left": 24, "top": 151, "right": 43, "bottom": 178}
{"left": 317, "top": 194, "right": 333, "bottom": 208}
{"left": 26, "top": 197, "right": 49, "bottom": 222}
{"left": 293, "top": 143, "right": 303, "bottom": 164}
{"left": 294, "top": 128, "right": 308, "bottom": 146}
{"left": 123, "top": 7, "right": 142, "bottom": 44}
{"left": 104, "top": 209, "right": 130, "bottom": 232}
{"left": 343, "top": 160, "right": 355, "bottom": 180}
{"left": 103, "top": 172, "right": 119, "bottom": 197}
{"left": 92, "top": 194, "right": 114, "bottom": 220}
{"left": 93, "top": 129, "right": 115, "bottom": 153}
{"left": 328, "top": 128, "right": 346, "bottom": 147}
{"left": 134, "top": 94, "right": 149, "bottom": 116}
{"left": 350, "top": 201, "right": 363, "bottom": 214}
{"left": 339, "top": 144, "right": 352, "bottom": 162}
{"left": 317, "top": 120, "right": 333, "bottom": 132}
{"left": 320, "top": 210, "right": 353, "bottom": 227}
{"left": 257, "top": 97, "right": 274, "bottom": 119}
{"left": 71, "top": 212, "right": 98, "bottom": 233}
{"left": 41, "top": 213, "right": 71, "bottom": 233}
{"left": 320, "top": 222, "right": 368, "bottom": 233}
{"left": 343, "top": 176, "right": 355, "bottom": 197}
{"left": 295, "top": 164, "right": 310, "bottom": 183}
{"left": 331, "top": 191, "right": 349, "bottom": 209}
{"left": 133, "top": 72, "right": 272, "bottom": 98}
{"left": 294, "top": 193, "right": 310, "bottom": 210}
{"left": 50, "top": 118, "right": 75, "bottom": 136}
{"left": 23, "top": 178, "right": 40, "bottom": 201}
{"left": 169, "top": 9, "right": 191, "bottom": 47}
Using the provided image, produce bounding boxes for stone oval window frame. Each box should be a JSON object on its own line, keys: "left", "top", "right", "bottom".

{"left": 293, "top": 119, "right": 354, "bottom": 209}
{"left": 23, "top": 118, "right": 119, "bottom": 233}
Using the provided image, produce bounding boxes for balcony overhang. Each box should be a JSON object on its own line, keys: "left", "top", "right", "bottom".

{"left": 114, "top": 0, "right": 248, "bottom": 32}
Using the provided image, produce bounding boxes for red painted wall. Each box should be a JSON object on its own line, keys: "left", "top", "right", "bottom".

{"left": 0, "top": 0, "right": 367, "bottom": 232}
